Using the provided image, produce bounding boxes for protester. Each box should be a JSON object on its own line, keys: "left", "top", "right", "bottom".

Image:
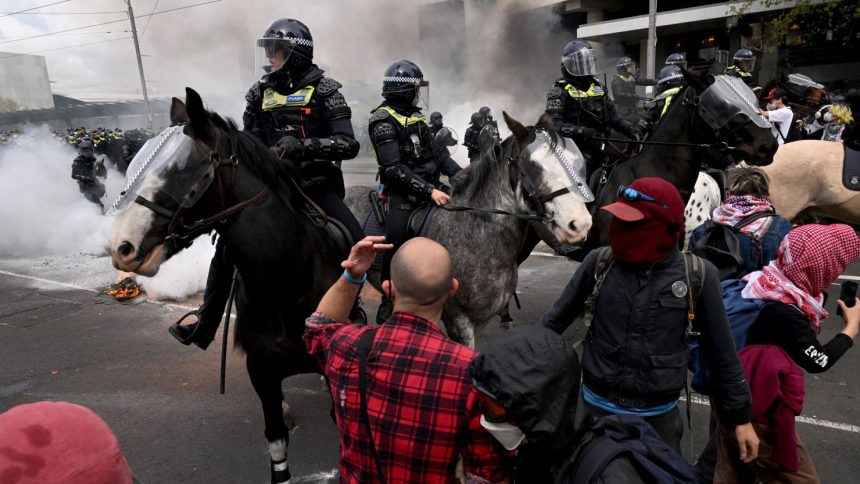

{"left": 689, "top": 167, "right": 793, "bottom": 276}
{"left": 303, "top": 235, "right": 513, "bottom": 483}
{"left": 0, "top": 401, "right": 134, "bottom": 484}
{"left": 540, "top": 177, "right": 759, "bottom": 459}
{"left": 469, "top": 325, "right": 647, "bottom": 483}
{"left": 760, "top": 88, "right": 795, "bottom": 145}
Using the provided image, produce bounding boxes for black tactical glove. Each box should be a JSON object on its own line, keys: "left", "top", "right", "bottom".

{"left": 559, "top": 125, "right": 599, "bottom": 139}
{"left": 271, "top": 136, "right": 304, "bottom": 160}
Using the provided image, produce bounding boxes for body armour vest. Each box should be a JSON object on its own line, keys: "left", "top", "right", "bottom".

{"left": 561, "top": 81, "right": 609, "bottom": 128}
{"left": 260, "top": 82, "right": 330, "bottom": 141}
{"left": 369, "top": 105, "right": 440, "bottom": 188}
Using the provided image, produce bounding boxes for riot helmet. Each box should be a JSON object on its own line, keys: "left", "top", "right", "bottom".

{"left": 656, "top": 65, "right": 685, "bottom": 93}
{"left": 470, "top": 112, "right": 486, "bottom": 128}
{"left": 256, "top": 18, "right": 313, "bottom": 79}
{"left": 616, "top": 56, "right": 636, "bottom": 75}
{"left": 561, "top": 40, "right": 598, "bottom": 77}
{"left": 382, "top": 59, "right": 429, "bottom": 109}
{"left": 665, "top": 53, "right": 687, "bottom": 69}
{"left": 429, "top": 111, "right": 443, "bottom": 128}
{"left": 733, "top": 48, "right": 755, "bottom": 73}
{"left": 78, "top": 139, "right": 94, "bottom": 158}
{"left": 479, "top": 106, "right": 493, "bottom": 123}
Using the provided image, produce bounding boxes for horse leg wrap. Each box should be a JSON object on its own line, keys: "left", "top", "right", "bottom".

{"left": 270, "top": 457, "right": 291, "bottom": 484}
{"left": 268, "top": 438, "right": 287, "bottom": 462}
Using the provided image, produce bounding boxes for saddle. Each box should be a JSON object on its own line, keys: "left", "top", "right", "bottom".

{"left": 842, "top": 144, "right": 860, "bottom": 191}
{"left": 360, "top": 192, "right": 438, "bottom": 272}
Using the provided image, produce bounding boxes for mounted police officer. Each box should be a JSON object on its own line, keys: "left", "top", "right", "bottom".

{"left": 547, "top": 40, "right": 639, "bottom": 181}
{"left": 725, "top": 49, "right": 757, "bottom": 88}
{"left": 479, "top": 106, "right": 498, "bottom": 130}
{"left": 610, "top": 56, "right": 657, "bottom": 120}
{"left": 368, "top": 59, "right": 462, "bottom": 323}
{"left": 170, "top": 18, "right": 365, "bottom": 349}
{"left": 664, "top": 52, "right": 687, "bottom": 70}
{"left": 463, "top": 111, "right": 486, "bottom": 163}
{"left": 71, "top": 138, "right": 106, "bottom": 211}
{"left": 428, "top": 111, "right": 444, "bottom": 137}
{"left": 638, "top": 65, "right": 686, "bottom": 137}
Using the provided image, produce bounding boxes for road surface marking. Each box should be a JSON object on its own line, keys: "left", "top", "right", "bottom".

{"left": 0, "top": 269, "right": 96, "bottom": 293}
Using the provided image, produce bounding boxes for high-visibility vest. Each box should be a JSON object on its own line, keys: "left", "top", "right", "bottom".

{"left": 564, "top": 82, "right": 605, "bottom": 99}
{"left": 375, "top": 105, "right": 427, "bottom": 127}
{"left": 261, "top": 86, "right": 315, "bottom": 111}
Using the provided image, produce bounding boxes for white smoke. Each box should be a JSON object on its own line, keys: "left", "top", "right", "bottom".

{"left": 137, "top": 235, "right": 215, "bottom": 301}
{"left": 0, "top": 125, "right": 110, "bottom": 257}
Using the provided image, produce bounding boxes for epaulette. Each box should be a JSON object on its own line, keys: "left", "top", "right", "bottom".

{"left": 547, "top": 86, "right": 564, "bottom": 99}
{"left": 368, "top": 109, "right": 390, "bottom": 124}
{"left": 317, "top": 77, "right": 342, "bottom": 96}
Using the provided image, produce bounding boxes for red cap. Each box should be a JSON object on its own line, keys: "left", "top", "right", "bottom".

{"left": 763, "top": 88, "right": 787, "bottom": 101}
{"left": 0, "top": 401, "right": 133, "bottom": 484}
{"left": 601, "top": 177, "right": 685, "bottom": 226}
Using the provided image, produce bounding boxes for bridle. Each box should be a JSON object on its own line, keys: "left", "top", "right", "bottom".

{"left": 132, "top": 127, "right": 269, "bottom": 262}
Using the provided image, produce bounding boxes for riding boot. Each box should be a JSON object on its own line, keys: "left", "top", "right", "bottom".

{"left": 169, "top": 244, "right": 233, "bottom": 350}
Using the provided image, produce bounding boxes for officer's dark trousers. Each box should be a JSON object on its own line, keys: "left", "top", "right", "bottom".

{"left": 381, "top": 192, "right": 416, "bottom": 284}
{"left": 196, "top": 237, "right": 234, "bottom": 333}
{"left": 301, "top": 169, "right": 364, "bottom": 245}
{"left": 585, "top": 402, "right": 685, "bottom": 454}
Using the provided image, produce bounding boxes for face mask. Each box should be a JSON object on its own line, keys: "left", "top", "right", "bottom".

{"left": 766, "top": 103, "right": 776, "bottom": 111}
{"left": 823, "top": 112, "right": 833, "bottom": 123}
{"left": 480, "top": 414, "right": 526, "bottom": 451}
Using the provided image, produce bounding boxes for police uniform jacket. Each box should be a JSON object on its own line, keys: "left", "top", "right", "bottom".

{"left": 368, "top": 103, "right": 461, "bottom": 199}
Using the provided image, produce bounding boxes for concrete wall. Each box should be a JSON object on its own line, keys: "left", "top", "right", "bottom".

{"left": 0, "top": 53, "right": 54, "bottom": 110}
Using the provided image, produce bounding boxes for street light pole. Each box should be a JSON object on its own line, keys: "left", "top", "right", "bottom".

{"left": 646, "top": 0, "right": 658, "bottom": 84}
{"left": 125, "top": 0, "right": 152, "bottom": 129}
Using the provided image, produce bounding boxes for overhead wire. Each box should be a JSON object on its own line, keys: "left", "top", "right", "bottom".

{"left": 0, "top": 36, "right": 133, "bottom": 59}
{"left": 139, "top": 0, "right": 161, "bottom": 38}
{"left": 0, "top": 0, "right": 71, "bottom": 18}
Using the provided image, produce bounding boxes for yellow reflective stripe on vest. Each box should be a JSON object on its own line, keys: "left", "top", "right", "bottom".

{"left": 377, "top": 105, "right": 426, "bottom": 127}
{"left": 616, "top": 74, "right": 633, "bottom": 83}
{"left": 660, "top": 95, "right": 674, "bottom": 118}
{"left": 564, "top": 83, "right": 605, "bottom": 99}
{"left": 261, "top": 86, "right": 316, "bottom": 111}
{"left": 725, "top": 66, "right": 752, "bottom": 78}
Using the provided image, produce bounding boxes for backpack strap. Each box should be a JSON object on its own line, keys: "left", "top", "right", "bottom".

{"left": 681, "top": 251, "right": 705, "bottom": 461}
{"left": 571, "top": 435, "right": 631, "bottom": 484}
{"left": 357, "top": 328, "right": 387, "bottom": 484}
{"left": 732, "top": 211, "right": 777, "bottom": 232}
{"left": 584, "top": 247, "right": 614, "bottom": 327}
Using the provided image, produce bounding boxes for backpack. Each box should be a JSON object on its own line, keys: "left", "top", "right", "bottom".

{"left": 688, "top": 279, "right": 772, "bottom": 394}
{"left": 690, "top": 211, "right": 777, "bottom": 281}
{"left": 774, "top": 109, "right": 803, "bottom": 143}
{"left": 562, "top": 414, "right": 697, "bottom": 484}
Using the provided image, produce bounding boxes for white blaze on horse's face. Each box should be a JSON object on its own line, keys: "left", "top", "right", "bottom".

{"left": 104, "top": 126, "right": 213, "bottom": 276}
{"left": 526, "top": 132, "right": 593, "bottom": 244}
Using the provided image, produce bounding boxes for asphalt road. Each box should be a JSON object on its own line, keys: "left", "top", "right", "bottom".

{"left": 2, "top": 168, "right": 860, "bottom": 483}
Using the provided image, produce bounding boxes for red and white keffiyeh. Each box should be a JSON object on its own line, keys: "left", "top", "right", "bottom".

{"left": 712, "top": 194, "right": 775, "bottom": 238}
{"left": 742, "top": 224, "right": 860, "bottom": 332}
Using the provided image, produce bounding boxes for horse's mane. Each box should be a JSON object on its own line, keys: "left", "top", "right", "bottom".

{"left": 207, "top": 112, "right": 302, "bottom": 195}
{"left": 452, "top": 140, "right": 507, "bottom": 202}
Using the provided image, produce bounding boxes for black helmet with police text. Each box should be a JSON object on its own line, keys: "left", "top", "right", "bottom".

{"left": 657, "top": 65, "right": 685, "bottom": 92}
{"left": 733, "top": 48, "right": 755, "bottom": 72}
{"left": 665, "top": 53, "right": 686, "bottom": 69}
{"left": 561, "top": 39, "right": 598, "bottom": 77}
{"left": 382, "top": 59, "right": 429, "bottom": 108}
{"left": 616, "top": 56, "right": 636, "bottom": 75}
{"left": 256, "top": 18, "right": 313, "bottom": 78}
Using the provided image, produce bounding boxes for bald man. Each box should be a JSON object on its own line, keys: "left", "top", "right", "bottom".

{"left": 303, "top": 236, "right": 513, "bottom": 483}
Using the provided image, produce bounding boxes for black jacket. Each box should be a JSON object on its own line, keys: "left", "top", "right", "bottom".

{"left": 463, "top": 124, "right": 481, "bottom": 160}
{"left": 242, "top": 65, "right": 360, "bottom": 163}
{"left": 368, "top": 102, "right": 461, "bottom": 199}
{"left": 611, "top": 74, "right": 657, "bottom": 115}
{"left": 748, "top": 303, "right": 853, "bottom": 373}
{"left": 540, "top": 248, "right": 752, "bottom": 427}
{"left": 546, "top": 76, "right": 636, "bottom": 139}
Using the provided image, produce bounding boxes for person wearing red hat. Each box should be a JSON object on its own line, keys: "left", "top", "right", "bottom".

{"left": 0, "top": 401, "right": 134, "bottom": 484}
{"left": 760, "top": 88, "right": 795, "bottom": 145}
{"left": 540, "top": 177, "right": 759, "bottom": 461}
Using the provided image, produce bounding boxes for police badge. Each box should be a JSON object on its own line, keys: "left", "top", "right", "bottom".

{"left": 672, "top": 281, "right": 688, "bottom": 298}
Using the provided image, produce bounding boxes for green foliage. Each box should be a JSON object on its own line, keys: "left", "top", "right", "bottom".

{"left": 0, "top": 97, "right": 19, "bottom": 113}
{"left": 729, "top": 0, "right": 860, "bottom": 52}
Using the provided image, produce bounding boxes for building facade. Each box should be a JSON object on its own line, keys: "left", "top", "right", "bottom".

{"left": 0, "top": 53, "right": 55, "bottom": 111}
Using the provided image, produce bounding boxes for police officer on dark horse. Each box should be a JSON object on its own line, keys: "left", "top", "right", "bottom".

{"left": 170, "top": 18, "right": 365, "bottom": 348}
{"left": 367, "top": 59, "right": 462, "bottom": 323}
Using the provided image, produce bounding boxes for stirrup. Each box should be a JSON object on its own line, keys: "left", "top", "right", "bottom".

{"left": 168, "top": 310, "right": 202, "bottom": 345}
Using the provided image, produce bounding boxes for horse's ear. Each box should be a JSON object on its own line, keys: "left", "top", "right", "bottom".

{"left": 503, "top": 111, "right": 529, "bottom": 141}
{"left": 184, "top": 87, "right": 215, "bottom": 144}
{"left": 170, "top": 98, "right": 188, "bottom": 125}
{"left": 682, "top": 68, "right": 709, "bottom": 94}
{"left": 536, "top": 112, "right": 555, "bottom": 132}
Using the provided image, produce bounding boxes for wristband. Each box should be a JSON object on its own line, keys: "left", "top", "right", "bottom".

{"left": 342, "top": 269, "right": 367, "bottom": 285}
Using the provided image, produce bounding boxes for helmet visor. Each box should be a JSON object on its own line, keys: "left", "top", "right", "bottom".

{"left": 107, "top": 126, "right": 213, "bottom": 216}
{"left": 256, "top": 38, "right": 296, "bottom": 77}
{"left": 562, "top": 49, "right": 598, "bottom": 77}
{"left": 415, "top": 81, "right": 430, "bottom": 110}
{"left": 737, "top": 58, "right": 755, "bottom": 73}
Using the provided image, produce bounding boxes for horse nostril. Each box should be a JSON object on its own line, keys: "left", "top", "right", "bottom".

{"left": 568, "top": 221, "right": 577, "bottom": 232}
{"left": 118, "top": 241, "right": 135, "bottom": 258}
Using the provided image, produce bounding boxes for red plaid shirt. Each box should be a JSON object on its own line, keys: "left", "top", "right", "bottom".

{"left": 304, "top": 311, "right": 513, "bottom": 483}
